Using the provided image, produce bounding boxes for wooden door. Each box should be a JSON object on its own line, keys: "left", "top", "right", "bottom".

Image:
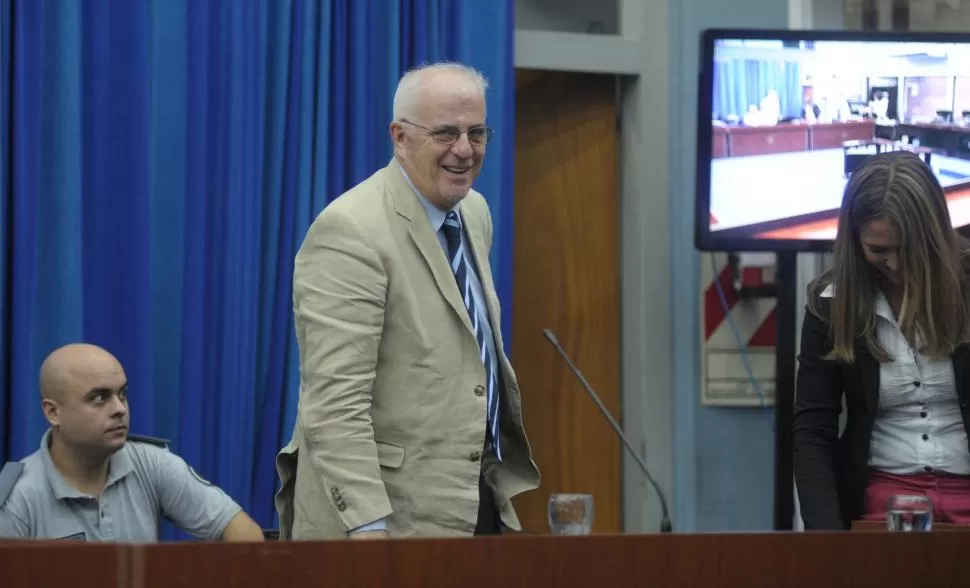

{"left": 511, "top": 70, "right": 621, "bottom": 533}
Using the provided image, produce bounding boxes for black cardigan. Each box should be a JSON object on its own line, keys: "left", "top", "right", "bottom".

{"left": 792, "top": 296, "right": 970, "bottom": 530}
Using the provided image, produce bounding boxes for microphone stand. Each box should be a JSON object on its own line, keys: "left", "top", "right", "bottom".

{"left": 543, "top": 329, "right": 673, "bottom": 533}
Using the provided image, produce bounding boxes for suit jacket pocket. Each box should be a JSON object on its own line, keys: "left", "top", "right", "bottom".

{"left": 376, "top": 441, "right": 405, "bottom": 469}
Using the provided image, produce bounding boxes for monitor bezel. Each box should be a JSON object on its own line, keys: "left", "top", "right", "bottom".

{"left": 694, "top": 27, "right": 970, "bottom": 253}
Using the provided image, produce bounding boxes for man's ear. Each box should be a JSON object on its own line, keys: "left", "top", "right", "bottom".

{"left": 41, "top": 398, "right": 61, "bottom": 428}
{"left": 389, "top": 121, "right": 406, "bottom": 148}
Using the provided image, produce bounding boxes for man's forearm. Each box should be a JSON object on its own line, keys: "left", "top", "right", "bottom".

{"left": 294, "top": 210, "right": 392, "bottom": 534}
{"left": 299, "top": 385, "right": 394, "bottom": 530}
{"left": 302, "top": 430, "right": 395, "bottom": 529}
{"left": 220, "top": 511, "right": 266, "bottom": 542}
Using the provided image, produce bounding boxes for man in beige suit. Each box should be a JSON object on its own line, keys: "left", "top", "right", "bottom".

{"left": 275, "top": 62, "right": 540, "bottom": 540}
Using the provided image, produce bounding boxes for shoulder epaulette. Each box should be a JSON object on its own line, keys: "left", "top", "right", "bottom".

{"left": 126, "top": 434, "right": 171, "bottom": 448}
{"left": 0, "top": 462, "right": 25, "bottom": 508}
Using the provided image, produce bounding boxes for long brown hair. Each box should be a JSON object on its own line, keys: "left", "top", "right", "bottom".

{"left": 807, "top": 150, "right": 970, "bottom": 363}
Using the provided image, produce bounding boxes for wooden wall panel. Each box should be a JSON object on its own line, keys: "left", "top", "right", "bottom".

{"left": 511, "top": 70, "right": 621, "bottom": 533}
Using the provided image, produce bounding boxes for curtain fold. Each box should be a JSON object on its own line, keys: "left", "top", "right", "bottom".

{"left": 0, "top": 0, "right": 515, "bottom": 534}
{"left": 713, "top": 59, "right": 803, "bottom": 120}
{"left": 0, "top": 0, "right": 11, "bottom": 464}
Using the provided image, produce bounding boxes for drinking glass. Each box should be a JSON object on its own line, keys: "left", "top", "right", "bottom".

{"left": 547, "top": 493, "right": 594, "bottom": 535}
{"left": 886, "top": 495, "right": 933, "bottom": 532}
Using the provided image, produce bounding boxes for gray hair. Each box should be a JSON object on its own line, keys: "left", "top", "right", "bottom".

{"left": 392, "top": 62, "right": 488, "bottom": 121}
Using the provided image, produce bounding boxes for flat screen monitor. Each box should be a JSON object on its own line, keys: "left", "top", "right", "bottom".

{"left": 695, "top": 28, "right": 970, "bottom": 252}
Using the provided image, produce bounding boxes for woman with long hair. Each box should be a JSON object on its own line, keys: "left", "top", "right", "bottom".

{"left": 793, "top": 150, "right": 970, "bottom": 530}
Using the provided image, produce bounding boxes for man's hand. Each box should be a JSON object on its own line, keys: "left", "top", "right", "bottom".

{"left": 349, "top": 529, "right": 390, "bottom": 540}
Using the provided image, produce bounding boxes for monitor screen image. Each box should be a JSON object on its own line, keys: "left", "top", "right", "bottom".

{"left": 694, "top": 29, "right": 970, "bottom": 252}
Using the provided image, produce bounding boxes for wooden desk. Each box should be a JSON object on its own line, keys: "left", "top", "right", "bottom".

{"left": 810, "top": 120, "right": 877, "bottom": 150}
{"left": 714, "top": 120, "right": 877, "bottom": 158}
{"left": 898, "top": 121, "right": 970, "bottom": 160}
{"left": 852, "top": 520, "right": 970, "bottom": 532}
{"left": 2, "top": 533, "right": 970, "bottom": 587}
{"left": 893, "top": 143, "right": 936, "bottom": 165}
{"left": 728, "top": 124, "right": 810, "bottom": 157}
{"left": 0, "top": 541, "right": 126, "bottom": 588}
{"left": 712, "top": 125, "right": 729, "bottom": 158}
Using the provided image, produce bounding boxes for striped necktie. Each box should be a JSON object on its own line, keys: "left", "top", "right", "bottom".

{"left": 441, "top": 211, "right": 502, "bottom": 460}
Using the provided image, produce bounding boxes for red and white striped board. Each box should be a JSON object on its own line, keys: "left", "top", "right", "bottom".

{"left": 700, "top": 254, "right": 777, "bottom": 406}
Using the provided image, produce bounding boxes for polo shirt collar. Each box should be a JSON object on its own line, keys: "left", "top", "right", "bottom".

{"left": 39, "top": 428, "right": 134, "bottom": 499}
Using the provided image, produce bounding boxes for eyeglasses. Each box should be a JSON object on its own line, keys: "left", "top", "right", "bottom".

{"left": 399, "top": 119, "right": 493, "bottom": 146}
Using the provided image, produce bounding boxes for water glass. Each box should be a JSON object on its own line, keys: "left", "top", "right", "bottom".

{"left": 886, "top": 494, "right": 933, "bottom": 532}
{"left": 547, "top": 493, "right": 594, "bottom": 535}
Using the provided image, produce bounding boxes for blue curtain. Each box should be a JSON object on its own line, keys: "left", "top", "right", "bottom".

{"left": 0, "top": 0, "right": 515, "bottom": 536}
{"left": 712, "top": 59, "right": 802, "bottom": 121}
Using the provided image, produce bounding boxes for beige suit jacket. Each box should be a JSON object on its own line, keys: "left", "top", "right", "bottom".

{"left": 274, "top": 159, "right": 540, "bottom": 539}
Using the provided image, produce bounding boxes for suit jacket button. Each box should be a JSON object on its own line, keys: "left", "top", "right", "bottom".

{"left": 337, "top": 503, "right": 347, "bottom": 512}
{"left": 469, "top": 451, "right": 482, "bottom": 462}
{"left": 330, "top": 487, "right": 340, "bottom": 497}
{"left": 474, "top": 385, "right": 485, "bottom": 397}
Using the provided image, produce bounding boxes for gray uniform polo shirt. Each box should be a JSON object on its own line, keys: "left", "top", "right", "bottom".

{"left": 0, "top": 430, "right": 241, "bottom": 542}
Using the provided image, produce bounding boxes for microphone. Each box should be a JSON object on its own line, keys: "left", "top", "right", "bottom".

{"left": 542, "top": 329, "right": 673, "bottom": 533}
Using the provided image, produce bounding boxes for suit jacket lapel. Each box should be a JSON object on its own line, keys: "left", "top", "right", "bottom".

{"left": 953, "top": 344, "right": 969, "bottom": 401}
{"left": 858, "top": 349, "right": 880, "bottom": 417}
{"left": 842, "top": 313, "right": 877, "bottom": 415}
{"left": 385, "top": 160, "right": 475, "bottom": 336}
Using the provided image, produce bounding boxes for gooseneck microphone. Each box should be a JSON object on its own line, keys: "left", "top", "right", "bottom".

{"left": 542, "top": 329, "right": 673, "bottom": 533}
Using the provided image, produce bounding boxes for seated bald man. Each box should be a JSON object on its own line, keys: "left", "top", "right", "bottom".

{"left": 0, "top": 343, "right": 264, "bottom": 542}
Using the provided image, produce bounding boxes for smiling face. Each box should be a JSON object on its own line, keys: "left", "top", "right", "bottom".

{"left": 825, "top": 151, "right": 970, "bottom": 362}
{"left": 390, "top": 70, "right": 487, "bottom": 210}
{"left": 859, "top": 217, "right": 902, "bottom": 288}
{"left": 838, "top": 151, "right": 954, "bottom": 299}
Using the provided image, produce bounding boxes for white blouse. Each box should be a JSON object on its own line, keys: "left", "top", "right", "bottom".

{"left": 867, "top": 290, "right": 970, "bottom": 475}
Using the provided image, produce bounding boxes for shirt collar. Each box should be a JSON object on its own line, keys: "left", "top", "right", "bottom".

{"left": 398, "top": 164, "right": 460, "bottom": 233}
{"left": 39, "top": 428, "right": 135, "bottom": 499}
{"left": 873, "top": 288, "right": 896, "bottom": 323}
{"left": 820, "top": 283, "right": 897, "bottom": 323}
